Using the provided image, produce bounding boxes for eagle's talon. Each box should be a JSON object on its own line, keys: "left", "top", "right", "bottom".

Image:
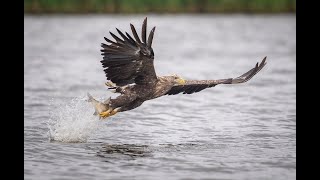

{"left": 99, "top": 109, "right": 112, "bottom": 119}
{"left": 99, "top": 108, "right": 119, "bottom": 119}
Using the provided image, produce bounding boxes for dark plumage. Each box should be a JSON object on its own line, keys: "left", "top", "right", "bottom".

{"left": 95, "top": 17, "right": 267, "bottom": 118}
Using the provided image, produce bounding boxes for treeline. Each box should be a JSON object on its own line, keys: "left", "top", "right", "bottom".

{"left": 24, "top": 0, "right": 296, "bottom": 14}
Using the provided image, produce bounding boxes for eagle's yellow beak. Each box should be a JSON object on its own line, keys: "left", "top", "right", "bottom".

{"left": 176, "top": 77, "right": 186, "bottom": 85}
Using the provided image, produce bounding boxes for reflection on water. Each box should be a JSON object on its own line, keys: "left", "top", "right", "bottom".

{"left": 96, "top": 143, "right": 206, "bottom": 159}
{"left": 24, "top": 14, "right": 296, "bottom": 180}
{"left": 97, "top": 144, "right": 151, "bottom": 159}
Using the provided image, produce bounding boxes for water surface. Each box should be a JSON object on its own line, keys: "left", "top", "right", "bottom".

{"left": 24, "top": 14, "right": 296, "bottom": 180}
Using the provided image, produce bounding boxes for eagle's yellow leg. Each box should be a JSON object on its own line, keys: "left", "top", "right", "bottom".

{"left": 99, "top": 108, "right": 119, "bottom": 119}
{"left": 99, "top": 109, "right": 112, "bottom": 119}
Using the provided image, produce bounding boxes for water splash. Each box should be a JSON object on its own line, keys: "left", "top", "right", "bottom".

{"left": 47, "top": 95, "right": 103, "bottom": 143}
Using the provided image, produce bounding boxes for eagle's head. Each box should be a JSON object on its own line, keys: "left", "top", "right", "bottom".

{"left": 172, "top": 74, "right": 186, "bottom": 85}
{"left": 157, "top": 74, "right": 186, "bottom": 85}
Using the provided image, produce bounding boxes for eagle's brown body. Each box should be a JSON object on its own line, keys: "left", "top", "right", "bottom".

{"left": 107, "top": 76, "right": 177, "bottom": 112}
{"left": 90, "top": 17, "right": 267, "bottom": 118}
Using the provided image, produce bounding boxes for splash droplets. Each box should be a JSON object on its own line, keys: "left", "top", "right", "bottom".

{"left": 47, "top": 95, "right": 102, "bottom": 143}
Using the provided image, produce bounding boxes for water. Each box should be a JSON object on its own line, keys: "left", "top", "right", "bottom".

{"left": 24, "top": 14, "right": 296, "bottom": 179}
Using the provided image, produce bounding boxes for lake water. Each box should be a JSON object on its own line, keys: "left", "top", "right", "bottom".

{"left": 24, "top": 14, "right": 296, "bottom": 180}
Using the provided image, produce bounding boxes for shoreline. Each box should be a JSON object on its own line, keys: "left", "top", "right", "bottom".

{"left": 24, "top": 0, "right": 296, "bottom": 14}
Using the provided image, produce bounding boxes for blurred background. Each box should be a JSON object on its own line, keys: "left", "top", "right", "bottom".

{"left": 25, "top": 1, "right": 296, "bottom": 180}
{"left": 25, "top": 0, "right": 296, "bottom": 14}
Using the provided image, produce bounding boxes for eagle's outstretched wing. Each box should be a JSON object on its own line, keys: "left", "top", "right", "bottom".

{"left": 166, "top": 57, "right": 267, "bottom": 95}
{"left": 100, "top": 17, "right": 157, "bottom": 86}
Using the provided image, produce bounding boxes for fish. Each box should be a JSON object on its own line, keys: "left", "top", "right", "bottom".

{"left": 86, "top": 93, "right": 110, "bottom": 117}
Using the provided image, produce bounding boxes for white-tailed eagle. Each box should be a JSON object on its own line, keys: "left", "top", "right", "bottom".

{"left": 87, "top": 17, "right": 267, "bottom": 118}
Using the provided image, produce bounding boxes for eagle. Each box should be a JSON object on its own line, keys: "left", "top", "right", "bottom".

{"left": 88, "top": 17, "right": 267, "bottom": 119}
